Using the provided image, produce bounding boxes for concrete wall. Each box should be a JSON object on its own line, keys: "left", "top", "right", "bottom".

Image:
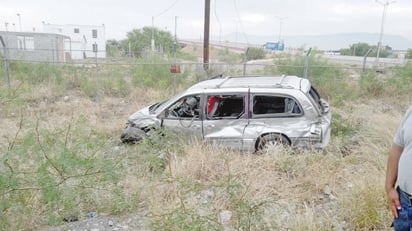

{"left": 0, "top": 31, "right": 69, "bottom": 63}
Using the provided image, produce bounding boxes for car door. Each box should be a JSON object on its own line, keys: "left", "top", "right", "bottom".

{"left": 161, "top": 94, "right": 203, "bottom": 140}
{"left": 243, "top": 92, "right": 315, "bottom": 150}
{"left": 202, "top": 93, "right": 249, "bottom": 150}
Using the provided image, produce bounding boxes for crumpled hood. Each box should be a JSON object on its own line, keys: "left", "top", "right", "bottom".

{"left": 127, "top": 106, "right": 159, "bottom": 128}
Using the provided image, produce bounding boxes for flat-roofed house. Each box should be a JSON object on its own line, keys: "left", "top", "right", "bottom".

{"left": 43, "top": 23, "right": 106, "bottom": 59}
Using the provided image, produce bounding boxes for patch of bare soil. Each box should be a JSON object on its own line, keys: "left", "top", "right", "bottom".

{"left": 37, "top": 212, "right": 150, "bottom": 231}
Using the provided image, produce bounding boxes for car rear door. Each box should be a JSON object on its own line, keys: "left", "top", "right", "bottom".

{"left": 202, "top": 93, "right": 249, "bottom": 150}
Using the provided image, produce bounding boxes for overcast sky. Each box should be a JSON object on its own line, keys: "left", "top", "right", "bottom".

{"left": 1, "top": 0, "right": 411, "bottom": 42}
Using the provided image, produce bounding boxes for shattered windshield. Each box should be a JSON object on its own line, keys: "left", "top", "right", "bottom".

{"left": 149, "top": 100, "right": 168, "bottom": 114}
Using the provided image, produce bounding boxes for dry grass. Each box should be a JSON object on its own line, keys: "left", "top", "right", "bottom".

{"left": 1, "top": 63, "right": 409, "bottom": 230}
{"left": 136, "top": 97, "right": 402, "bottom": 230}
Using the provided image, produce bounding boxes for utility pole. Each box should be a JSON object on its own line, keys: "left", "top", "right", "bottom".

{"left": 17, "top": 13, "right": 22, "bottom": 32}
{"left": 275, "top": 16, "right": 287, "bottom": 43}
{"left": 203, "top": 0, "right": 210, "bottom": 74}
{"left": 0, "top": 36, "right": 11, "bottom": 88}
{"left": 376, "top": 0, "right": 395, "bottom": 62}
{"left": 304, "top": 48, "right": 312, "bottom": 78}
{"left": 173, "top": 16, "right": 177, "bottom": 94}
{"left": 151, "top": 16, "right": 155, "bottom": 52}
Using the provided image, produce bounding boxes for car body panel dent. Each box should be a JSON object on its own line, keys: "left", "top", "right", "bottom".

{"left": 121, "top": 75, "right": 332, "bottom": 151}
{"left": 203, "top": 118, "right": 247, "bottom": 149}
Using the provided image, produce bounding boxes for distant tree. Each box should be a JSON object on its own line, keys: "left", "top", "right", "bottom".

{"left": 340, "top": 43, "right": 371, "bottom": 56}
{"left": 339, "top": 48, "right": 350, "bottom": 56}
{"left": 370, "top": 46, "right": 391, "bottom": 58}
{"left": 352, "top": 43, "right": 371, "bottom": 56}
{"left": 339, "top": 42, "right": 391, "bottom": 58}
{"left": 124, "top": 27, "right": 175, "bottom": 58}
{"left": 106, "top": 39, "right": 124, "bottom": 57}
{"left": 405, "top": 49, "right": 412, "bottom": 59}
{"left": 245, "top": 47, "right": 265, "bottom": 61}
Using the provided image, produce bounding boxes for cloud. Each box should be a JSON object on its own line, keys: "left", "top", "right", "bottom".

{"left": 1, "top": 0, "right": 411, "bottom": 41}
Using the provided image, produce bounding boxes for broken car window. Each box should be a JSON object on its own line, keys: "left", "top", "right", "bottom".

{"left": 166, "top": 95, "right": 200, "bottom": 119}
{"left": 253, "top": 95, "right": 301, "bottom": 116}
{"left": 207, "top": 95, "right": 244, "bottom": 119}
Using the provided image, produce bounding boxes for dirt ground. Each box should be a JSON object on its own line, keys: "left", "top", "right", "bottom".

{"left": 37, "top": 212, "right": 150, "bottom": 231}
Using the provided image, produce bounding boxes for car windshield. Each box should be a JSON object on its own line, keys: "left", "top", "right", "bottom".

{"left": 149, "top": 100, "right": 168, "bottom": 114}
{"left": 149, "top": 93, "right": 184, "bottom": 114}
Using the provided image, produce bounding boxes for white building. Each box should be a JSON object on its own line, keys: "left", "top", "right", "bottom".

{"left": 43, "top": 23, "right": 106, "bottom": 59}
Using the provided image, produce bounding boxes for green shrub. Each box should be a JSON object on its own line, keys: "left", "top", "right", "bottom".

{"left": 359, "top": 73, "right": 384, "bottom": 98}
{"left": 102, "top": 77, "right": 130, "bottom": 97}
{"left": 0, "top": 119, "right": 122, "bottom": 230}
{"left": 11, "top": 62, "right": 62, "bottom": 84}
{"left": 79, "top": 77, "right": 98, "bottom": 98}
{"left": 131, "top": 57, "right": 192, "bottom": 91}
{"left": 388, "top": 62, "right": 412, "bottom": 94}
{"left": 246, "top": 47, "right": 265, "bottom": 61}
{"left": 406, "top": 49, "right": 412, "bottom": 59}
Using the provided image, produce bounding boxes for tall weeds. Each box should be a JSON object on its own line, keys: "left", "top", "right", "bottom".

{"left": 0, "top": 56, "right": 411, "bottom": 230}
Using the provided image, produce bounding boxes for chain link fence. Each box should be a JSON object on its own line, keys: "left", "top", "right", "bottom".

{"left": 1, "top": 44, "right": 408, "bottom": 98}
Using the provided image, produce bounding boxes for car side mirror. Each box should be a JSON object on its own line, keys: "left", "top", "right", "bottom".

{"left": 158, "top": 110, "right": 167, "bottom": 120}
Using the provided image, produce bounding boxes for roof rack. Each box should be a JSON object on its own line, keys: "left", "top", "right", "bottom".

{"left": 273, "top": 74, "right": 287, "bottom": 87}
{"left": 215, "top": 76, "right": 232, "bottom": 88}
{"left": 279, "top": 74, "right": 287, "bottom": 84}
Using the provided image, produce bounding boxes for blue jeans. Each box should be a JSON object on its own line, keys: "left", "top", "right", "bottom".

{"left": 393, "top": 187, "right": 412, "bottom": 231}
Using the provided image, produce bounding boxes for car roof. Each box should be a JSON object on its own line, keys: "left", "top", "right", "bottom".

{"left": 186, "top": 75, "right": 311, "bottom": 93}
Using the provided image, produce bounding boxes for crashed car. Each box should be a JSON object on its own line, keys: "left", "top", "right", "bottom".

{"left": 120, "top": 75, "right": 331, "bottom": 152}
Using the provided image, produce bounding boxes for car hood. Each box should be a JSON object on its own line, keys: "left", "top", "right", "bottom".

{"left": 127, "top": 105, "right": 159, "bottom": 128}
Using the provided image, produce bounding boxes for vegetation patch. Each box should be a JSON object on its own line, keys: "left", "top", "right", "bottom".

{"left": 0, "top": 51, "right": 411, "bottom": 230}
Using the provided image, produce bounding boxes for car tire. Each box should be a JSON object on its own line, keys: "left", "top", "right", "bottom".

{"left": 120, "top": 126, "right": 147, "bottom": 143}
{"left": 256, "top": 133, "right": 290, "bottom": 153}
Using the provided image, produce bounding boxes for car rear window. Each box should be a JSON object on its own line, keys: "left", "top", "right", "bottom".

{"left": 252, "top": 95, "right": 301, "bottom": 116}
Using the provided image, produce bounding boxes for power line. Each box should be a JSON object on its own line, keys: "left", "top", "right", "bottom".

{"left": 232, "top": 0, "right": 249, "bottom": 44}
{"left": 154, "top": 0, "right": 179, "bottom": 18}
{"left": 214, "top": 0, "right": 222, "bottom": 42}
{"left": 151, "top": 0, "right": 179, "bottom": 53}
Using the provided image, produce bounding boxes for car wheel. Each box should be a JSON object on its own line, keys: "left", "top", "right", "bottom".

{"left": 120, "top": 126, "right": 147, "bottom": 143}
{"left": 256, "top": 134, "right": 290, "bottom": 153}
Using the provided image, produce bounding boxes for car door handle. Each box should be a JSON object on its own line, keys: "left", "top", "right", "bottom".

{"left": 205, "top": 124, "right": 215, "bottom": 128}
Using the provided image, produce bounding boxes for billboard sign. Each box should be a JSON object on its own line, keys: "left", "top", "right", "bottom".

{"left": 264, "top": 42, "right": 284, "bottom": 51}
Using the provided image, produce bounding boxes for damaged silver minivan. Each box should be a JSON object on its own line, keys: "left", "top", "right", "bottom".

{"left": 120, "top": 75, "right": 331, "bottom": 152}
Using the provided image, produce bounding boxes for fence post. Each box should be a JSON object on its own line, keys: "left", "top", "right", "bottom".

{"left": 243, "top": 47, "right": 249, "bottom": 76}
{"left": 303, "top": 47, "right": 312, "bottom": 78}
{"left": 0, "top": 36, "right": 11, "bottom": 88}
{"left": 363, "top": 48, "right": 373, "bottom": 74}
{"left": 94, "top": 42, "right": 99, "bottom": 78}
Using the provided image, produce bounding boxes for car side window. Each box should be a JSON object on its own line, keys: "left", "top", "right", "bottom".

{"left": 166, "top": 95, "right": 200, "bottom": 119}
{"left": 207, "top": 94, "right": 244, "bottom": 119}
{"left": 253, "top": 95, "right": 302, "bottom": 117}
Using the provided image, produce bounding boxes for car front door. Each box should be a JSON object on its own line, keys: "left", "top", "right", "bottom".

{"left": 161, "top": 94, "right": 203, "bottom": 140}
